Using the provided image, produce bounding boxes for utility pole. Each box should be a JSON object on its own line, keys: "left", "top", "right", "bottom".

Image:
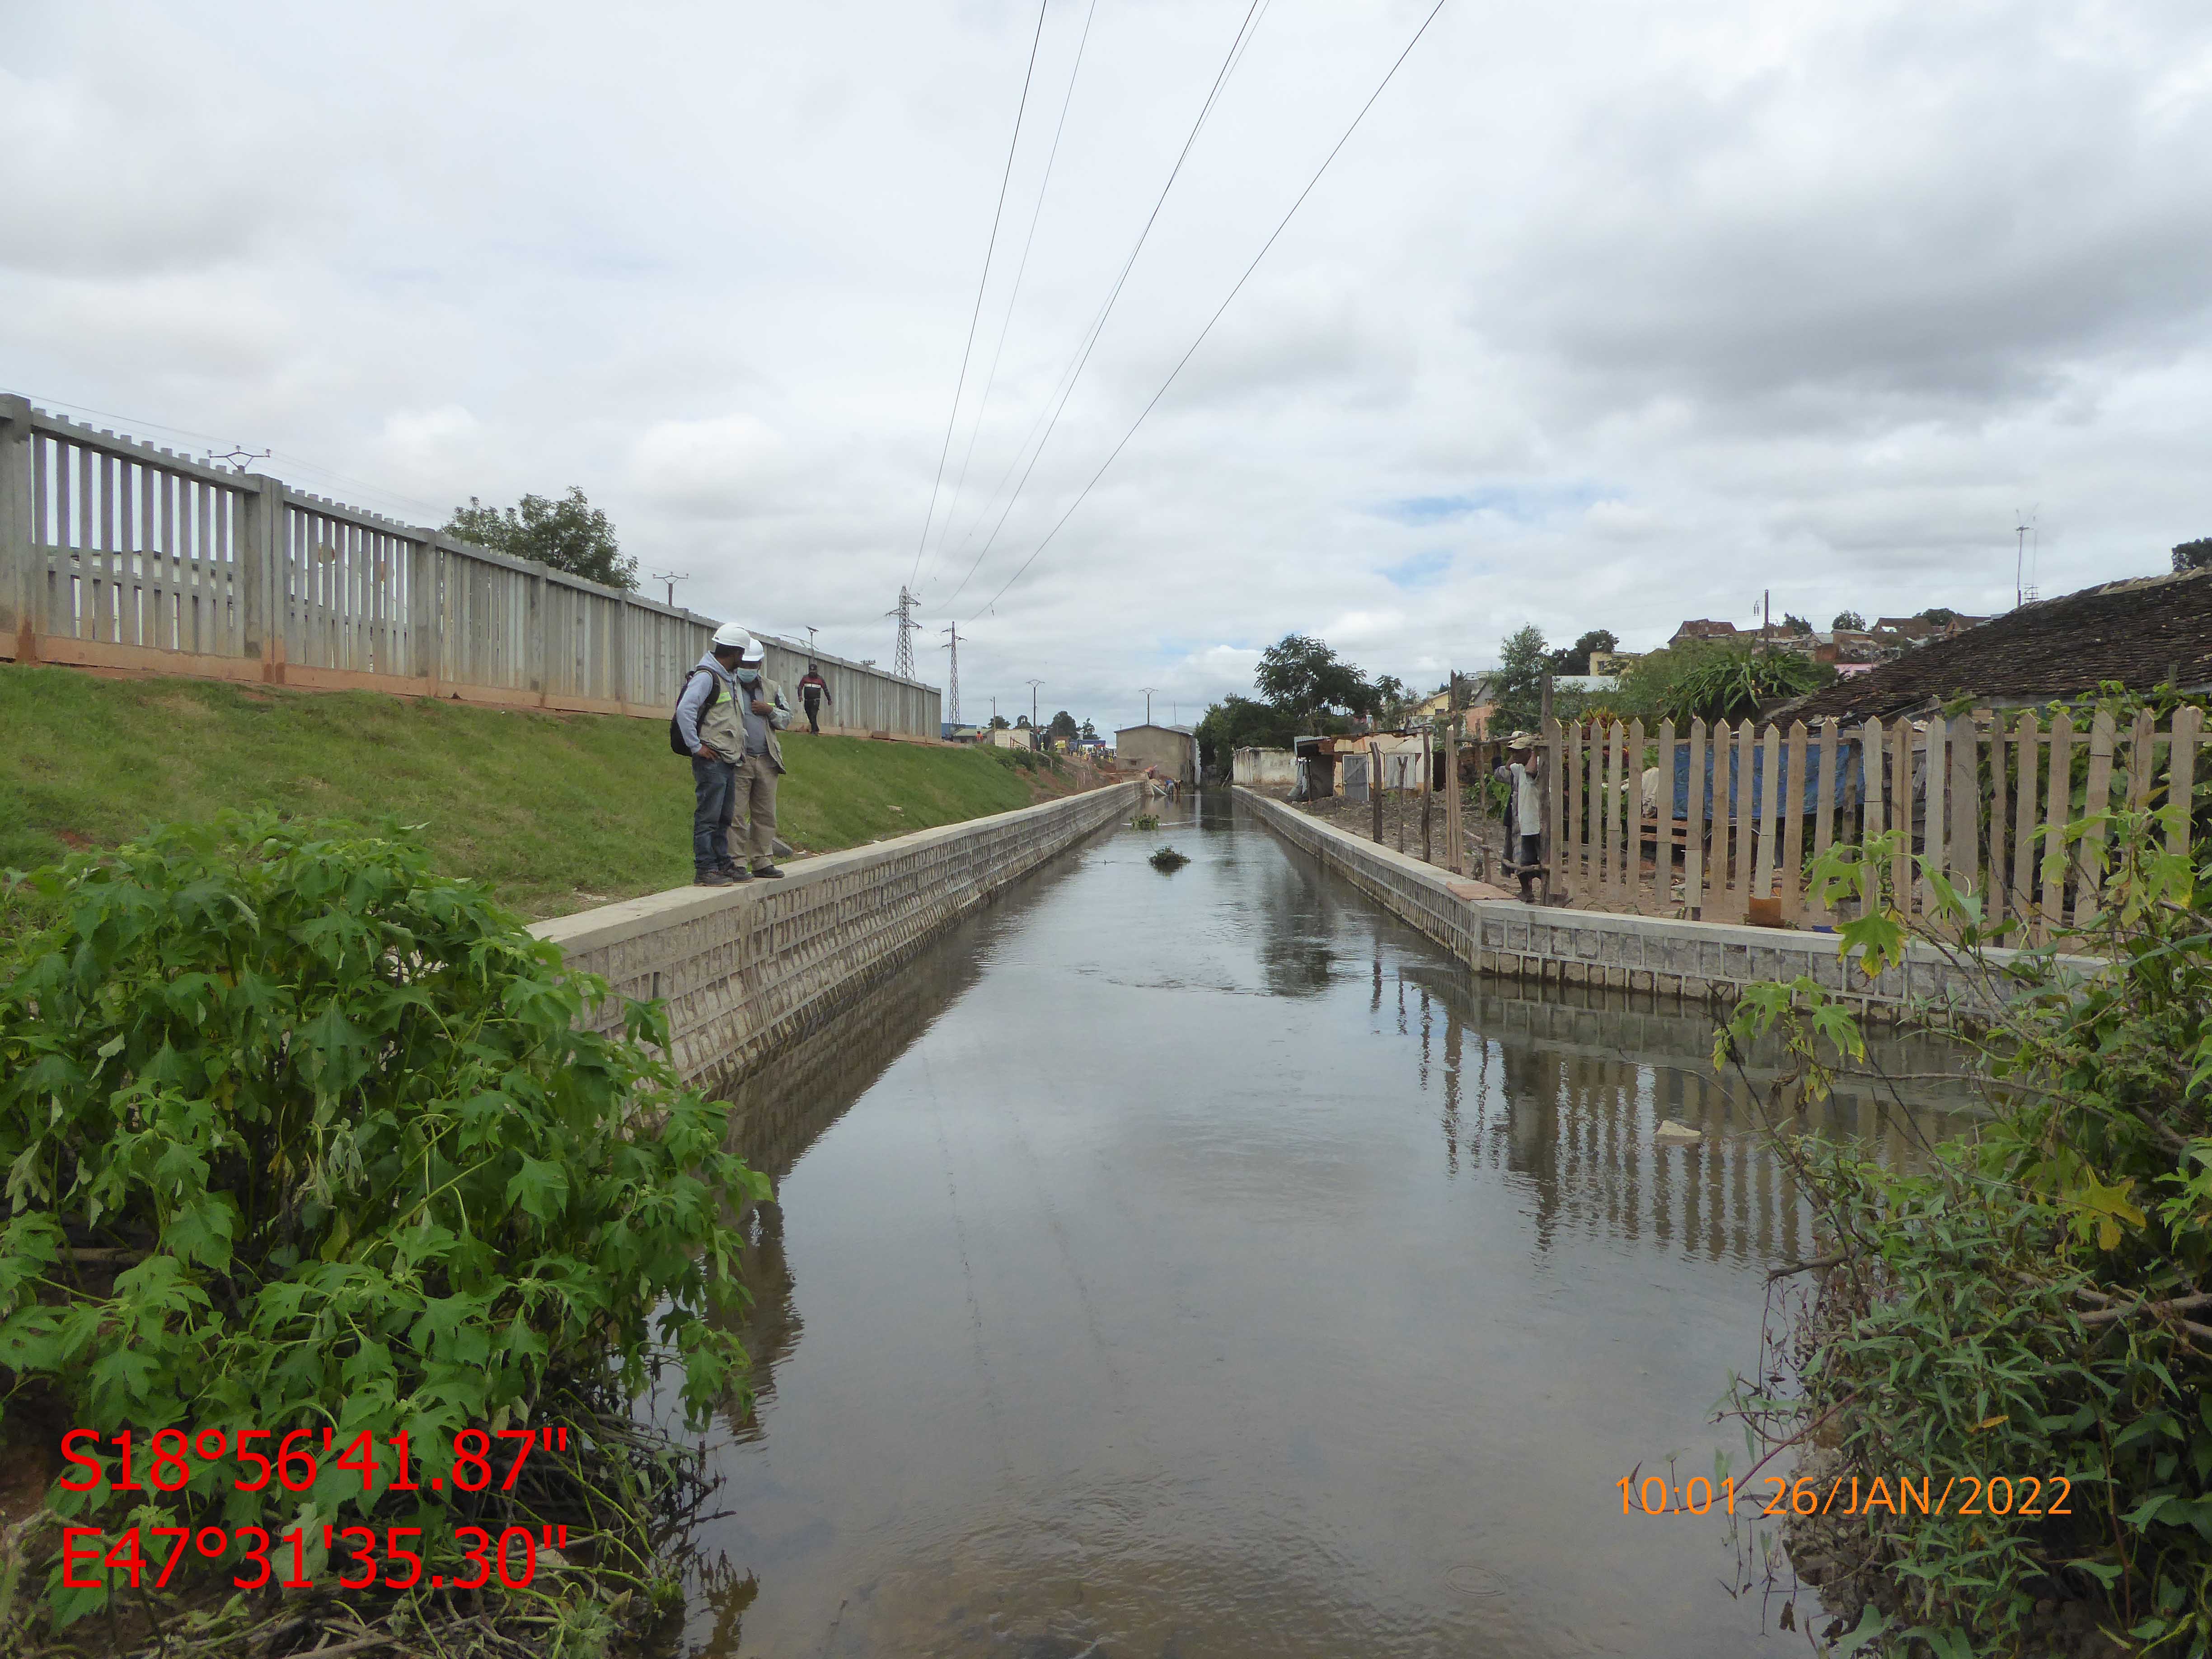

{"left": 1025, "top": 677, "right": 1043, "bottom": 735}
{"left": 886, "top": 586, "right": 919, "bottom": 679}
{"left": 1138, "top": 686, "right": 1156, "bottom": 725}
{"left": 940, "top": 623, "right": 961, "bottom": 726}
{"left": 652, "top": 572, "right": 689, "bottom": 608}
{"left": 989, "top": 695, "right": 999, "bottom": 728}
{"left": 1762, "top": 588, "right": 1771, "bottom": 654}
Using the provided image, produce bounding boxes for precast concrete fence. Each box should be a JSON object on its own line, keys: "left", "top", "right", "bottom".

{"left": 0, "top": 398, "right": 942, "bottom": 736}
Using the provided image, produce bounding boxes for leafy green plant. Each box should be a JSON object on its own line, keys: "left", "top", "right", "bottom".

{"left": 1719, "top": 808, "right": 2212, "bottom": 1655}
{"left": 0, "top": 814, "right": 768, "bottom": 1639}
{"left": 1650, "top": 642, "right": 1832, "bottom": 725}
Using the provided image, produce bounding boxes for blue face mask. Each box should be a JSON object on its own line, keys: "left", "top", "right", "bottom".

{"left": 735, "top": 666, "right": 760, "bottom": 685}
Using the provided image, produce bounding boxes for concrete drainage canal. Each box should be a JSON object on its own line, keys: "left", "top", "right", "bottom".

{"left": 670, "top": 789, "right": 1975, "bottom": 1658}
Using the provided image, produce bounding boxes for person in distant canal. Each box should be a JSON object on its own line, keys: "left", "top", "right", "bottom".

{"left": 797, "top": 662, "right": 832, "bottom": 734}
{"left": 731, "top": 635, "right": 793, "bottom": 878}
{"left": 675, "top": 622, "right": 755, "bottom": 887}
{"left": 1494, "top": 732, "right": 1547, "bottom": 904}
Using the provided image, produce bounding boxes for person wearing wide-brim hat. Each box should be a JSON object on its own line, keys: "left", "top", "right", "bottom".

{"left": 1494, "top": 731, "right": 1547, "bottom": 903}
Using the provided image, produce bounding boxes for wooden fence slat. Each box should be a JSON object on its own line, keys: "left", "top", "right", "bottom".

{"left": 1951, "top": 713, "right": 1980, "bottom": 905}
{"left": 2011, "top": 713, "right": 2039, "bottom": 927}
{"left": 1987, "top": 718, "right": 2009, "bottom": 925}
{"left": 1781, "top": 721, "right": 1808, "bottom": 923}
{"left": 2076, "top": 711, "right": 2117, "bottom": 928}
{"left": 2126, "top": 706, "right": 2156, "bottom": 813}
{"left": 1860, "top": 720, "right": 1885, "bottom": 919}
{"left": 1713, "top": 721, "right": 1735, "bottom": 917}
{"left": 1812, "top": 719, "right": 1838, "bottom": 913}
{"left": 1753, "top": 723, "right": 1779, "bottom": 902}
{"left": 1656, "top": 719, "right": 1676, "bottom": 913}
{"left": 1584, "top": 721, "right": 1601, "bottom": 898}
{"left": 2171, "top": 707, "right": 2203, "bottom": 858}
{"left": 1564, "top": 721, "right": 1583, "bottom": 895}
{"left": 2041, "top": 712, "right": 2072, "bottom": 940}
{"left": 1596, "top": 722, "right": 1613, "bottom": 898}
{"left": 1626, "top": 719, "right": 1646, "bottom": 909}
{"left": 1891, "top": 720, "right": 1914, "bottom": 919}
{"left": 1735, "top": 719, "right": 1757, "bottom": 916}
{"left": 1923, "top": 716, "right": 1950, "bottom": 917}
{"left": 1686, "top": 719, "right": 1706, "bottom": 918}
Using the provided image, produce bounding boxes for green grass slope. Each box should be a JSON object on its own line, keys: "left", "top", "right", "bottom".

{"left": 0, "top": 665, "right": 1090, "bottom": 919}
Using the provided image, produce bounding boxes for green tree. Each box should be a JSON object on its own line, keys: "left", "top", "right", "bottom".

{"left": 1832, "top": 609, "right": 1867, "bottom": 631}
{"left": 1195, "top": 694, "right": 1298, "bottom": 774}
{"left": 2173, "top": 537, "right": 2212, "bottom": 572}
{"left": 1254, "top": 634, "right": 1375, "bottom": 723}
{"left": 1546, "top": 628, "right": 1617, "bottom": 675}
{"left": 447, "top": 487, "right": 637, "bottom": 590}
{"left": 1781, "top": 612, "right": 1812, "bottom": 635}
{"left": 1494, "top": 624, "right": 1551, "bottom": 734}
{"left": 1079, "top": 718, "right": 1097, "bottom": 740}
{"left": 988, "top": 714, "right": 1010, "bottom": 729}
{"left": 1920, "top": 605, "right": 1959, "bottom": 626}
{"left": 1048, "top": 710, "right": 1080, "bottom": 740}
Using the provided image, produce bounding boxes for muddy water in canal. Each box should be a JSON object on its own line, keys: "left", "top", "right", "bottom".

{"left": 681, "top": 795, "right": 1975, "bottom": 1658}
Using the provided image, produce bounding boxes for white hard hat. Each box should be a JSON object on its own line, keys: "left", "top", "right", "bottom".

{"left": 737, "top": 636, "right": 766, "bottom": 665}
{"left": 712, "top": 622, "right": 751, "bottom": 650}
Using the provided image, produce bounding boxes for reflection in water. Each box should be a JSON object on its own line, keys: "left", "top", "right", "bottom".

{"left": 680, "top": 799, "right": 1975, "bottom": 1658}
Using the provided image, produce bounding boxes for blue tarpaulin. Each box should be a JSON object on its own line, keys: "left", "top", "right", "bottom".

{"left": 1663, "top": 736, "right": 1867, "bottom": 820}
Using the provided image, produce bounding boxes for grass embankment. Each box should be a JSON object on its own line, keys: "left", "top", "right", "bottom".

{"left": 0, "top": 665, "right": 1091, "bottom": 918}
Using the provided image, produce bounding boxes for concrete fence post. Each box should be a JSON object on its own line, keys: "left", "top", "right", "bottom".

{"left": 611, "top": 592, "right": 633, "bottom": 708}
{"left": 528, "top": 564, "right": 548, "bottom": 699}
{"left": 238, "top": 473, "right": 286, "bottom": 680}
{"left": 0, "top": 394, "right": 35, "bottom": 659}
{"left": 408, "top": 535, "right": 437, "bottom": 684}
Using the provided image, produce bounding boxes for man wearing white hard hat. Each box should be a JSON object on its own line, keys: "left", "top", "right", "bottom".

{"left": 728, "top": 633, "right": 793, "bottom": 878}
{"left": 673, "top": 623, "right": 755, "bottom": 886}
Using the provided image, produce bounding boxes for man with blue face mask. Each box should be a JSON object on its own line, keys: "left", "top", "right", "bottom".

{"left": 730, "top": 635, "right": 792, "bottom": 877}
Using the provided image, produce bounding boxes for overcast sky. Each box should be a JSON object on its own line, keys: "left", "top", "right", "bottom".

{"left": 5, "top": 0, "right": 2209, "bottom": 732}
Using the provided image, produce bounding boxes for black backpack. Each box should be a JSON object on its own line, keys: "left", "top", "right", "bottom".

{"left": 669, "top": 668, "right": 722, "bottom": 755}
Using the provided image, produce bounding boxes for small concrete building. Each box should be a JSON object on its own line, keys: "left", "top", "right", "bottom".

{"left": 1116, "top": 722, "right": 1198, "bottom": 787}
{"left": 985, "top": 726, "right": 1034, "bottom": 750}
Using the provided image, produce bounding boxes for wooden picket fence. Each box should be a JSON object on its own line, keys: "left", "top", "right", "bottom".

{"left": 1546, "top": 707, "right": 2207, "bottom": 939}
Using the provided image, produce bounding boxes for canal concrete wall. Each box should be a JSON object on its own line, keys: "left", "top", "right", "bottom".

{"left": 532, "top": 781, "right": 1139, "bottom": 1083}
{"left": 1234, "top": 785, "right": 2086, "bottom": 1022}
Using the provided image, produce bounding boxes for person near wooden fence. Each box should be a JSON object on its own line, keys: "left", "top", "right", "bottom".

{"left": 1495, "top": 731, "right": 1547, "bottom": 903}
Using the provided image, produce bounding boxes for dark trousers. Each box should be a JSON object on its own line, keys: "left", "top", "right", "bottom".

{"left": 692, "top": 755, "right": 739, "bottom": 874}
{"left": 802, "top": 691, "right": 823, "bottom": 734}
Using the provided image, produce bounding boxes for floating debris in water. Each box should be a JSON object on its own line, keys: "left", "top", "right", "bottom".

{"left": 1653, "top": 1119, "right": 1702, "bottom": 1143}
{"left": 1149, "top": 846, "right": 1190, "bottom": 872}
{"left": 1131, "top": 813, "right": 1161, "bottom": 830}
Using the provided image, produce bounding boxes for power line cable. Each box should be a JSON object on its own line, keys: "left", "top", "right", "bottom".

{"left": 970, "top": 0, "right": 1448, "bottom": 621}
{"left": 923, "top": 0, "right": 1103, "bottom": 592}
{"left": 934, "top": 0, "right": 1269, "bottom": 610}
{"left": 932, "top": 0, "right": 1272, "bottom": 592}
{"left": 909, "top": 0, "right": 1052, "bottom": 591}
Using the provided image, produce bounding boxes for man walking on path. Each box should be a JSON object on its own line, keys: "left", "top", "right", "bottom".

{"left": 676, "top": 623, "right": 755, "bottom": 886}
{"left": 733, "top": 636, "right": 793, "bottom": 877}
{"left": 1493, "top": 732, "right": 1547, "bottom": 904}
{"left": 797, "top": 662, "right": 831, "bottom": 735}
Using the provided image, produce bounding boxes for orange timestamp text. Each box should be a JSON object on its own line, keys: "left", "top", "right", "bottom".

{"left": 1619, "top": 1472, "right": 2074, "bottom": 1519}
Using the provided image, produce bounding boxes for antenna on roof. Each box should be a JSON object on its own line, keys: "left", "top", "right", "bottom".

{"left": 2015, "top": 506, "right": 2039, "bottom": 608}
